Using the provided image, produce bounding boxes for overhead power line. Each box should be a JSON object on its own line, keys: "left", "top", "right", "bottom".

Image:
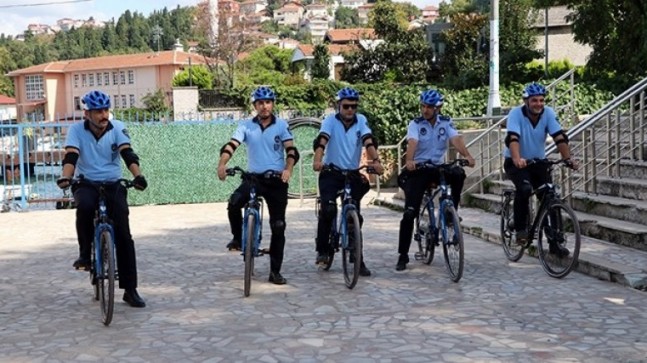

{"left": 0, "top": 0, "right": 92, "bottom": 9}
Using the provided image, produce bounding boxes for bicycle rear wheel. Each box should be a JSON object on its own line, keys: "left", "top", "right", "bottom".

{"left": 537, "top": 201, "right": 581, "bottom": 278}
{"left": 500, "top": 197, "right": 524, "bottom": 262}
{"left": 441, "top": 205, "right": 464, "bottom": 282}
{"left": 416, "top": 201, "right": 435, "bottom": 265}
{"left": 244, "top": 213, "right": 256, "bottom": 297}
{"left": 98, "top": 230, "right": 115, "bottom": 326}
{"left": 342, "top": 209, "right": 362, "bottom": 289}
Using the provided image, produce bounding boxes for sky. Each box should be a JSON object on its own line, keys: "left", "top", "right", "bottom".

{"left": 0, "top": 0, "right": 442, "bottom": 37}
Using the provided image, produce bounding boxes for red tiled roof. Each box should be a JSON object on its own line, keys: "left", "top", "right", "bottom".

{"left": 7, "top": 50, "right": 207, "bottom": 76}
{"left": 325, "top": 28, "right": 376, "bottom": 43}
{"left": 296, "top": 44, "right": 356, "bottom": 57}
{"left": 0, "top": 95, "right": 16, "bottom": 104}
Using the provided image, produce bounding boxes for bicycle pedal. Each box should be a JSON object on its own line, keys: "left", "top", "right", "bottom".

{"left": 414, "top": 252, "right": 423, "bottom": 260}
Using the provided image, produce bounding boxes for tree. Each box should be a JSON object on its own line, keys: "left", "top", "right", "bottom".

{"left": 368, "top": 0, "right": 409, "bottom": 41}
{"left": 141, "top": 89, "right": 169, "bottom": 113}
{"left": 311, "top": 45, "right": 330, "bottom": 80}
{"left": 334, "top": 6, "right": 360, "bottom": 29}
{"left": 534, "top": 0, "right": 647, "bottom": 86}
{"left": 498, "top": 0, "right": 542, "bottom": 83}
{"left": 172, "top": 65, "right": 214, "bottom": 89}
{"left": 440, "top": 13, "right": 489, "bottom": 88}
{"left": 235, "top": 45, "right": 297, "bottom": 86}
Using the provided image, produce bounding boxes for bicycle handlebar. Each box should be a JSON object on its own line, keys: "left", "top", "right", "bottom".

{"left": 225, "top": 166, "right": 282, "bottom": 179}
{"left": 322, "top": 163, "right": 378, "bottom": 174}
{"left": 526, "top": 158, "right": 574, "bottom": 168}
{"left": 70, "top": 176, "right": 135, "bottom": 189}
{"left": 416, "top": 158, "right": 469, "bottom": 169}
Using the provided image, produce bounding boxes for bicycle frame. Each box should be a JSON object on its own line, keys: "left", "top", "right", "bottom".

{"left": 93, "top": 188, "right": 116, "bottom": 280}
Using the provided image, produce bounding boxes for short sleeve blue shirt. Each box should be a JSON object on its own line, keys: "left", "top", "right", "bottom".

{"left": 503, "top": 105, "right": 562, "bottom": 159}
{"left": 319, "top": 113, "right": 372, "bottom": 169}
{"left": 231, "top": 115, "right": 293, "bottom": 173}
{"left": 64, "top": 120, "right": 131, "bottom": 182}
{"left": 407, "top": 115, "right": 459, "bottom": 164}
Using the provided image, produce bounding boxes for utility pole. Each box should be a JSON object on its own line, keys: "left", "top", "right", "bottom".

{"left": 487, "top": 0, "right": 501, "bottom": 116}
{"left": 544, "top": 7, "right": 549, "bottom": 78}
{"left": 152, "top": 24, "right": 163, "bottom": 53}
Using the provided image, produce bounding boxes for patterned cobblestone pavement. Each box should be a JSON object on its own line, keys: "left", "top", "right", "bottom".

{"left": 1, "top": 199, "right": 646, "bottom": 362}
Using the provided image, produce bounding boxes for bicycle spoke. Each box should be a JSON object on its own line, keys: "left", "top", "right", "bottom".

{"left": 442, "top": 206, "right": 464, "bottom": 282}
{"left": 537, "top": 202, "right": 581, "bottom": 278}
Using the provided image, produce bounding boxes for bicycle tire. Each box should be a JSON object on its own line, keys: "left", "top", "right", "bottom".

{"left": 441, "top": 205, "right": 464, "bottom": 282}
{"left": 244, "top": 213, "right": 256, "bottom": 297}
{"left": 416, "top": 200, "right": 436, "bottom": 265}
{"left": 537, "top": 201, "right": 581, "bottom": 278}
{"left": 500, "top": 197, "right": 524, "bottom": 262}
{"left": 98, "top": 230, "right": 115, "bottom": 326}
{"left": 342, "top": 209, "right": 362, "bottom": 289}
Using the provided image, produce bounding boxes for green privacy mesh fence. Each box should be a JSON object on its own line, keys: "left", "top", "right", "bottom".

{"left": 125, "top": 118, "right": 321, "bottom": 206}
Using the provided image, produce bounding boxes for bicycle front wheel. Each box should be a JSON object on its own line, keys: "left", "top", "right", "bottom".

{"left": 341, "top": 209, "right": 362, "bottom": 289}
{"left": 244, "top": 213, "right": 256, "bottom": 297}
{"left": 416, "top": 201, "right": 436, "bottom": 265}
{"left": 500, "top": 197, "right": 524, "bottom": 262}
{"left": 441, "top": 205, "right": 464, "bottom": 282}
{"left": 98, "top": 230, "right": 115, "bottom": 326}
{"left": 323, "top": 227, "right": 336, "bottom": 271}
{"left": 537, "top": 201, "right": 581, "bottom": 278}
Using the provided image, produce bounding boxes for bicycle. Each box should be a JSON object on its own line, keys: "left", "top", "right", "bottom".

{"left": 226, "top": 166, "right": 280, "bottom": 297}
{"left": 71, "top": 177, "right": 135, "bottom": 326}
{"left": 412, "top": 159, "right": 468, "bottom": 282}
{"left": 315, "top": 164, "right": 376, "bottom": 289}
{"left": 500, "top": 158, "right": 581, "bottom": 278}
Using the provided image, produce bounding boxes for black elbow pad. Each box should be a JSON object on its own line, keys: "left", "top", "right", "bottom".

{"left": 286, "top": 146, "right": 300, "bottom": 163}
{"left": 504, "top": 132, "right": 519, "bottom": 147}
{"left": 362, "top": 134, "right": 379, "bottom": 150}
{"left": 120, "top": 147, "right": 140, "bottom": 167}
{"left": 62, "top": 152, "right": 79, "bottom": 167}
{"left": 552, "top": 130, "right": 569, "bottom": 145}
{"left": 312, "top": 134, "right": 328, "bottom": 152}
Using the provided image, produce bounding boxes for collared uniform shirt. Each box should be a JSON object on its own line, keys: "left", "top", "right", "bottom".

{"left": 503, "top": 105, "right": 562, "bottom": 159}
{"left": 64, "top": 119, "right": 131, "bottom": 181}
{"left": 232, "top": 115, "right": 293, "bottom": 173}
{"left": 407, "top": 115, "right": 459, "bottom": 164}
{"left": 319, "top": 113, "right": 372, "bottom": 169}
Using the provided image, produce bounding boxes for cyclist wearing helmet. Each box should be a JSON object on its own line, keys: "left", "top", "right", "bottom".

{"left": 312, "top": 87, "right": 384, "bottom": 277}
{"left": 56, "top": 90, "right": 148, "bottom": 308}
{"left": 503, "top": 82, "right": 578, "bottom": 256}
{"left": 395, "top": 89, "right": 475, "bottom": 271}
{"left": 217, "top": 86, "right": 299, "bottom": 285}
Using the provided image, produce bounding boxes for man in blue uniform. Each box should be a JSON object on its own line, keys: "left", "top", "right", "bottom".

{"left": 396, "top": 89, "right": 475, "bottom": 271}
{"left": 57, "top": 90, "right": 148, "bottom": 308}
{"left": 504, "top": 83, "right": 578, "bottom": 256}
{"left": 312, "top": 87, "right": 384, "bottom": 276}
{"left": 217, "top": 86, "right": 299, "bottom": 285}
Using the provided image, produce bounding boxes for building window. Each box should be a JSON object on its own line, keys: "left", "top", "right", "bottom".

{"left": 121, "top": 95, "right": 127, "bottom": 108}
{"left": 128, "top": 70, "right": 135, "bottom": 85}
{"left": 129, "top": 94, "right": 135, "bottom": 108}
{"left": 104, "top": 72, "right": 109, "bottom": 85}
{"left": 74, "top": 74, "right": 79, "bottom": 88}
{"left": 89, "top": 73, "right": 94, "bottom": 87}
{"left": 113, "top": 95, "right": 119, "bottom": 108}
{"left": 74, "top": 96, "right": 81, "bottom": 110}
{"left": 81, "top": 74, "right": 87, "bottom": 87}
{"left": 25, "top": 75, "right": 44, "bottom": 100}
{"left": 120, "top": 71, "right": 126, "bottom": 85}
{"left": 97, "top": 72, "right": 102, "bottom": 86}
{"left": 113, "top": 72, "right": 118, "bottom": 85}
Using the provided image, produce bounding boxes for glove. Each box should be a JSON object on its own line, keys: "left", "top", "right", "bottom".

{"left": 564, "top": 159, "right": 574, "bottom": 169}
{"left": 133, "top": 175, "right": 148, "bottom": 191}
{"left": 56, "top": 176, "right": 71, "bottom": 189}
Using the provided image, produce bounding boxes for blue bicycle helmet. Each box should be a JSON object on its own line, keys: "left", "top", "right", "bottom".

{"left": 336, "top": 87, "right": 360, "bottom": 101}
{"left": 420, "top": 89, "right": 443, "bottom": 107}
{"left": 522, "top": 82, "right": 546, "bottom": 99}
{"left": 250, "top": 86, "right": 276, "bottom": 102}
{"left": 82, "top": 90, "right": 111, "bottom": 110}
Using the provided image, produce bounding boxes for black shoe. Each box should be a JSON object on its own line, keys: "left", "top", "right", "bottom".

{"left": 73, "top": 257, "right": 91, "bottom": 271}
{"left": 359, "top": 261, "right": 371, "bottom": 277}
{"left": 549, "top": 242, "right": 570, "bottom": 257}
{"left": 515, "top": 230, "right": 529, "bottom": 246}
{"left": 395, "top": 254, "right": 409, "bottom": 271}
{"left": 269, "top": 271, "right": 287, "bottom": 285}
{"left": 227, "top": 239, "right": 241, "bottom": 251}
{"left": 315, "top": 253, "right": 330, "bottom": 265}
{"left": 123, "top": 288, "right": 146, "bottom": 308}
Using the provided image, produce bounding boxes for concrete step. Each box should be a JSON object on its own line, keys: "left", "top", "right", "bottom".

{"left": 619, "top": 160, "right": 647, "bottom": 179}
{"left": 370, "top": 191, "right": 647, "bottom": 291}
{"left": 571, "top": 192, "right": 647, "bottom": 225}
{"left": 587, "top": 175, "right": 647, "bottom": 201}
{"left": 465, "top": 192, "right": 647, "bottom": 252}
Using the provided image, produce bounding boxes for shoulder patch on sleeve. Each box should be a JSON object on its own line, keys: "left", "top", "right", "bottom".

{"left": 122, "top": 128, "right": 130, "bottom": 138}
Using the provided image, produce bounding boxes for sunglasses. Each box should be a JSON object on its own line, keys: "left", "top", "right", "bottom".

{"left": 341, "top": 104, "right": 358, "bottom": 110}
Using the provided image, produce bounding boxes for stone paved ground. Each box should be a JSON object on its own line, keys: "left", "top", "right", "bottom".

{"left": 1, "top": 198, "right": 646, "bottom": 362}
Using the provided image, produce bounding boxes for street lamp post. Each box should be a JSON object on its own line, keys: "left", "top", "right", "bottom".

{"left": 487, "top": 0, "right": 501, "bottom": 116}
